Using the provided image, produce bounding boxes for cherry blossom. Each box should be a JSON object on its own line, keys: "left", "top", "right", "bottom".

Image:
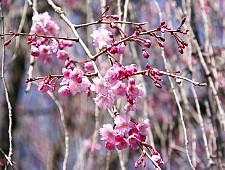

{"left": 90, "top": 27, "right": 113, "bottom": 49}
{"left": 99, "top": 114, "right": 151, "bottom": 151}
{"left": 58, "top": 67, "right": 91, "bottom": 95}
{"left": 38, "top": 77, "right": 56, "bottom": 93}
{"left": 28, "top": 12, "right": 73, "bottom": 63}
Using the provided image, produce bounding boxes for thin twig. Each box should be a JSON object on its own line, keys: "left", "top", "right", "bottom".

{"left": 74, "top": 20, "right": 147, "bottom": 29}
{"left": 0, "top": 32, "right": 79, "bottom": 42}
{"left": 152, "top": 0, "right": 195, "bottom": 169}
{"left": 132, "top": 69, "right": 206, "bottom": 86}
{"left": 0, "top": 2, "right": 13, "bottom": 168}
{"left": 0, "top": 147, "right": 13, "bottom": 167}
{"left": 48, "top": 92, "right": 69, "bottom": 170}
{"left": 140, "top": 147, "right": 162, "bottom": 170}
{"left": 119, "top": 0, "right": 129, "bottom": 65}
{"left": 25, "top": 0, "right": 37, "bottom": 93}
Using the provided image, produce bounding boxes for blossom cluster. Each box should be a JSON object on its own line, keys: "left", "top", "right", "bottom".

{"left": 37, "top": 62, "right": 144, "bottom": 112}
{"left": 90, "top": 27, "right": 126, "bottom": 54}
{"left": 99, "top": 114, "right": 149, "bottom": 150}
{"left": 91, "top": 63, "right": 144, "bottom": 111}
{"left": 58, "top": 66, "right": 91, "bottom": 96}
{"left": 28, "top": 12, "right": 73, "bottom": 63}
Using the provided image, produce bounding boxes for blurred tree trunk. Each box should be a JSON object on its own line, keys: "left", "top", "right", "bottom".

{"left": 190, "top": 1, "right": 225, "bottom": 167}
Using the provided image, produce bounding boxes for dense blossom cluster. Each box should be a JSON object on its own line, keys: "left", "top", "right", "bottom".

{"left": 58, "top": 67, "right": 91, "bottom": 96}
{"left": 28, "top": 12, "right": 73, "bottom": 63}
{"left": 99, "top": 114, "right": 149, "bottom": 150}
{"left": 91, "top": 63, "right": 144, "bottom": 111}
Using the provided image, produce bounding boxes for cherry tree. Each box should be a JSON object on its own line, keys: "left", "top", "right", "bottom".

{"left": 0, "top": 0, "right": 224, "bottom": 170}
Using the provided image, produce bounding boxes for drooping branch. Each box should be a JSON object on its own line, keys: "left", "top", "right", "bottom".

{"left": 0, "top": 2, "right": 13, "bottom": 168}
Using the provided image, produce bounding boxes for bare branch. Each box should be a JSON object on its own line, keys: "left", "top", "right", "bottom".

{"left": 48, "top": 92, "right": 69, "bottom": 170}
{"left": 152, "top": 0, "right": 195, "bottom": 169}
{"left": 0, "top": 2, "right": 13, "bottom": 167}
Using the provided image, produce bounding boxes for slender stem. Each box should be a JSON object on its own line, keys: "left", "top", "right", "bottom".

{"left": 152, "top": 0, "right": 195, "bottom": 169}
{"left": 0, "top": 2, "right": 13, "bottom": 168}
{"left": 26, "top": 0, "right": 37, "bottom": 93}
{"left": 74, "top": 20, "right": 147, "bottom": 29}
{"left": 48, "top": 93, "right": 69, "bottom": 170}
{"left": 0, "top": 32, "right": 79, "bottom": 42}
{"left": 26, "top": 68, "right": 205, "bottom": 87}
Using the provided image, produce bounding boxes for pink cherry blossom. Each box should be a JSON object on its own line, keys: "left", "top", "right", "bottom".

{"left": 94, "top": 93, "right": 115, "bottom": 109}
{"left": 58, "top": 85, "right": 71, "bottom": 96}
{"left": 91, "top": 77, "right": 109, "bottom": 95}
{"left": 124, "top": 102, "right": 137, "bottom": 112}
{"left": 69, "top": 67, "right": 84, "bottom": 83}
{"left": 58, "top": 67, "right": 91, "bottom": 95}
{"left": 31, "top": 12, "right": 59, "bottom": 36}
{"left": 115, "top": 134, "right": 129, "bottom": 150}
{"left": 38, "top": 44, "right": 51, "bottom": 63}
{"left": 29, "top": 12, "right": 73, "bottom": 63}
{"left": 105, "top": 141, "right": 116, "bottom": 150}
{"left": 99, "top": 114, "right": 152, "bottom": 152}
{"left": 56, "top": 50, "right": 69, "bottom": 60}
{"left": 90, "top": 27, "right": 113, "bottom": 49}
{"left": 142, "top": 49, "right": 149, "bottom": 58}
{"left": 134, "top": 153, "right": 147, "bottom": 168}
{"left": 69, "top": 77, "right": 90, "bottom": 94}
{"left": 99, "top": 124, "right": 115, "bottom": 141}
{"left": 38, "top": 78, "right": 56, "bottom": 93}
{"left": 137, "top": 119, "right": 150, "bottom": 136}
{"left": 114, "top": 114, "right": 131, "bottom": 134}
{"left": 127, "top": 78, "right": 144, "bottom": 100}
{"left": 104, "top": 64, "right": 121, "bottom": 84}
{"left": 111, "top": 81, "right": 127, "bottom": 96}
{"left": 127, "top": 135, "right": 139, "bottom": 150}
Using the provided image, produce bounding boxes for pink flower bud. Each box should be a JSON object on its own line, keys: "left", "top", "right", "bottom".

{"left": 31, "top": 47, "right": 40, "bottom": 57}
{"left": 84, "top": 61, "right": 94, "bottom": 71}
{"left": 111, "top": 15, "right": 119, "bottom": 20}
{"left": 109, "top": 46, "right": 118, "bottom": 54}
{"left": 144, "top": 40, "right": 151, "bottom": 48}
{"left": 145, "top": 63, "right": 151, "bottom": 69}
{"left": 142, "top": 49, "right": 149, "bottom": 58}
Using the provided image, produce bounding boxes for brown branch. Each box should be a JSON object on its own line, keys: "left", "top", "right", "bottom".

{"left": 0, "top": 32, "right": 79, "bottom": 42}
{"left": 74, "top": 20, "right": 147, "bottom": 29}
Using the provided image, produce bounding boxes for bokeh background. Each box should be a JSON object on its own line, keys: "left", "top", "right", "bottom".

{"left": 0, "top": 0, "right": 225, "bottom": 169}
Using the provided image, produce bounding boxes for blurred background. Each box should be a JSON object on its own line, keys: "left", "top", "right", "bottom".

{"left": 0, "top": 0, "right": 225, "bottom": 169}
